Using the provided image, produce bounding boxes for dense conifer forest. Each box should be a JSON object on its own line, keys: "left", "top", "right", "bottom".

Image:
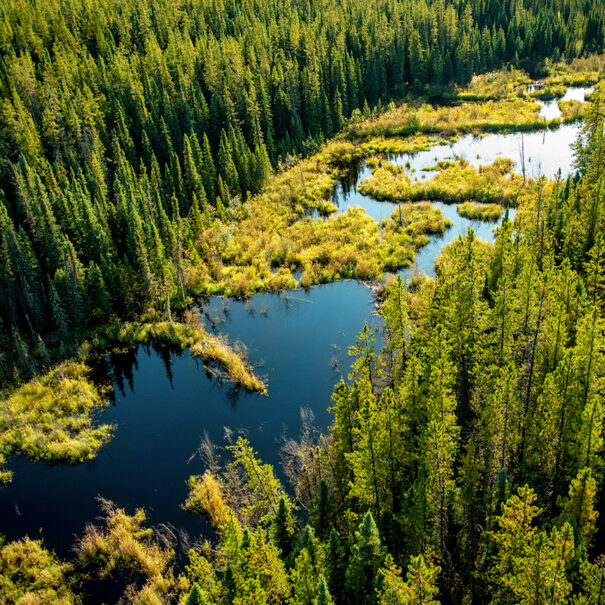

{"left": 1, "top": 0, "right": 605, "bottom": 382}
{"left": 2, "top": 0, "right": 605, "bottom": 603}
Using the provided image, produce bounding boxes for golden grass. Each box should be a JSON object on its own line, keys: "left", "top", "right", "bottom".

{"left": 184, "top": 471, "right": 232, "bottom": 529}
{"left": 358, "top": 158, "right": 548, "bottom": 207}
{"left": 347, "top": 97, "right": 555, "bottom": 139}
{"left": 457, "top": 201, "right": 503, "bottom": 222}
{"left": 559, "top": 99, "right": 586, "bottom": 121}
{"left": 543, "top": 55, "right": 605, "bottom": 87}
{"left": 76, "top": 500, "right": 180, "bottom": 603}
{"left": 0, "top": 537, "right": 76, "bottom": 604}
{"left": 102, "top": 318, "right": 267, "bottom": 394}
{"left": 451, "top": 67, "right": 532, "bottom": 101}
{"left": 77, "top": 503, "right": 171, "bottom": 579}
{"left": 360, "top": 134, "right": 445, "bottom": 156}
{"left": 527, "top": 84, "right": 567, "bottom": 100}
{"left": 0, "top": 362, "right": 113, "bottom": 484}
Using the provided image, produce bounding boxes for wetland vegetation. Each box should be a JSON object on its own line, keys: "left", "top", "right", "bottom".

{"left": 1, "top": 0, "right": 605, "bottom": 601}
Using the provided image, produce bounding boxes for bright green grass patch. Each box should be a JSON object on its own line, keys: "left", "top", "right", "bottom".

{"left": 449, "top": 67, "right": 532, "bottom": 101}
{"left": 527, "top": 84, "right": 567, "bottom": 100}
{"left": 360, "top": 135, "right": 444, "bottom": 156}
{"left": 76, "top": 500, "right": 181, "bottom": 603}
{"left": 358, "top": 158, "right": 546, "bottom": 207}
{"left": 101, "top": 319, "right": 267, "bottom": 394}
{"left": 457, "top": 201, "right": 503, "bottom": 222}
{"left": 0, "top": 362, "right": 113, "bottom": 484}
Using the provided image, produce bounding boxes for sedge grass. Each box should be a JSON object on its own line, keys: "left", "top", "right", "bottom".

{"left": 358, "top": 158, "right": 547, "bottom": 207}
{"left": 0, "top": 362, "right": 113, "bottom": 484}
{"left": 457, "top": 201, "right": 503, "bottom": 221}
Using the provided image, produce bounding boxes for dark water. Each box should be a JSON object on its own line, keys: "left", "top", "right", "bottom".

{"left": 0, "top": 283, "right": 381, "bottom": 558}
{"left": 0, "top": 122, "right": 577, "bottom": 564}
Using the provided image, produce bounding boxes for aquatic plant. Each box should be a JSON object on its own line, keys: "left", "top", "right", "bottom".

{"left": 457, "top": 201, "right": 503, "bottom": 221}
{"left": 0, "top": 537, "right": 76, "bottom": 603}
{"left": 543, "top": 55, "right": 605, "bottom": 86}
{"left": 449, "top": 67, "right": 532, "bottom": 101}
{"left": 184, "top": 471, "right": 232, "bottom": 529}
{"left": 0, "top": 362, "right": 113, "bottom": 484}
{"left": 76, "top": 500, "right": 181, "bottom": 603}
{"left": 347, "top": 97, "right": 558, "bottom": 140}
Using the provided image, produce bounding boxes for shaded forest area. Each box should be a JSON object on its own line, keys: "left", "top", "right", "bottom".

{"left": 1, "top": 0, "right": 604, "bottom": 384}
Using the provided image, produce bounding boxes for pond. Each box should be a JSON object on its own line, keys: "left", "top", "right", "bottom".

{"left": 0, "top": 117, "right": 582, "bottom": 569}
{"left": 0, "top": 282, "right": 382, "bottom": 559}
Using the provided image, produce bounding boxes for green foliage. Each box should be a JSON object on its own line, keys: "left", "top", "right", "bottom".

{"left": 377, "top": 554, "right": 441, "bottom": 604}
{"left": 76, "top": 500, "right": 179, "bottom": 602}
{"left": 358, "top": 158, "right": 543, "bottom": 207}
{"left": 345, "top": 512, "right": 385, "bottom": 604}
{"left": 489, "top": 487, "right": 574, "bottom": 603}
{"left": 101, "top": 318, "right": 266, "bottom": 393}
{"left": 457, "top": 202, "right": 503, "bottom": 222}
{"left": 227, "top": 436, "right": 290, "bottom": 526}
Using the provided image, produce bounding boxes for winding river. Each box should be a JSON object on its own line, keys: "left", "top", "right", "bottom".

{"left": 0, "top": 92, "right": 589, "bottom": 565}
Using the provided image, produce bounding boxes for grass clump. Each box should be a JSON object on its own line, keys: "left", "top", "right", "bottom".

{"left": 457, "top": 201, "right": 503, "bottom": 221}
{"left": 360, "top": 134, "right": 444, "bottom": 156}
{"left": 380, "top": 203, "right": 452, "bottom": 271}
{"left": 0, "top": 362, "right": 113, "bottom": 484}
{"left": 76, "top": 500, "right": 181, "bottom": 604}
{"left": 102, "top": 317, "right": 267, "bottom": 394}
{"left": 450, "top": 67, "right": 532, "bottom": 101}
{"left": 527, "top": 84, "right": 566, "bottom": 100}
{"left": 358, "top": 158, "right": 544, "bottom": 207}
{"left": 0, "top": 537, "right": 77, "bottom": 604}
{"left": 184, "top": 471, "right": 232, "bottom": 529}
{"left": 559, "top": 99, "right": 586, "bottom": 121}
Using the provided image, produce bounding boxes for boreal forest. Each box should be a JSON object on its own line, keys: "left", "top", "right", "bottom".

{"left": 1, "top": 0, "right": 605, "bottom": 603}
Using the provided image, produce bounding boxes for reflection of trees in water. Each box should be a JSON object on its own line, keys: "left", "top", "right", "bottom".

{"left": 91, "top": 344, "right": 247, "bottom": 405}
{"left": 331, "top": 159, "right": 366, "bottom": 205}
{"left": 90, "top": 345, "right": 179, "bottom": 403}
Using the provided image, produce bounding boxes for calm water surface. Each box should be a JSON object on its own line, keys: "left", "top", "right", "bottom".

{"left": 0, "top": 117, "right": 582, "bottom": 563}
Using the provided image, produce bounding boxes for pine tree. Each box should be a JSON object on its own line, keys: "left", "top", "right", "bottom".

{"left": 271, "top": 496, "right": 294, "bottom": 559}
{"left": 315, "top": 575, "right": 335, "bottom": 605}
{"left": 345, "top": 512, "right": 384, "bottom": 605}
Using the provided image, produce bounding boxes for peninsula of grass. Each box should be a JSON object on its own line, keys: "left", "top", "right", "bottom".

{"left": 457, "top": 201, "right": 503, "bottom": 221}
{"left": 447, "top": 67, "right": 531, "bottom": 101}
{"left": 0, "top": 362, "right": 114, "bottom": 484}
{"left": 101, "top": 319, "right": 267, "bottom": 394}
{"left": 346, "top": 97, "right": 559, "bottom": 140}
{"left": 527, "top": 84, "right": 566, "bottom": 100}
{"left": 357, "top": 158, "right": 543, "bottom": 207}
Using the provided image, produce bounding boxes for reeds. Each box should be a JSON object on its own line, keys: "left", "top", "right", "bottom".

{"left": 358, "top": 158, "right": 542, "bottom": 207}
